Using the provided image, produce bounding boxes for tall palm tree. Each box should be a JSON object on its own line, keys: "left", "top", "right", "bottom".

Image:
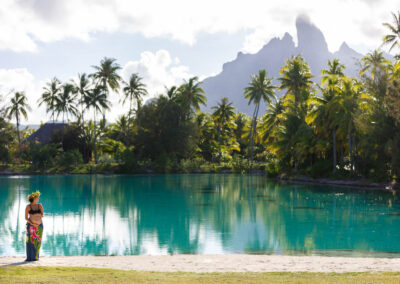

{"left": 360, "top": 49, "right": 390, "bottom": 79}
{"left": 321, "top": 59, "right": 345, "bottom": 86}
{"left": 84, "top": 85, "right": 111, "bottom": 164}
{"left": 55, "top": 83, "right": 78, "bottom": 145}
{"left": 382, "top": 12, "right": 400, "bottom": 53}
{"left": 316, "top": 59, "right": 346, "bottom": 173}
{"left": 38, "top": 77, "right": 61, "bottom": 123}
{"left": 211, "top": 97, "right": 236, "bottom": 161}
{"left": 90, "top": 57, "right": 121, "bottom": 124}
{"left": 5, "top": 92, "right": 31, "bottom": 146}
{"left": 122, "top": 73, "right": 147, "bottom": 125}
{"left": 72, "top": 73, "right": 91, "bottom": 125}
{"left": 176, "top": 77, "right": 207, "bottom": 117}
{"left": 331, "top": 78, "right": 369, "bottom": 175}
{"left": 279, "top": 55, "right": 313, "bottom": 106}
{"left": 244, "top": 69, "right": 276, "bottom": 167}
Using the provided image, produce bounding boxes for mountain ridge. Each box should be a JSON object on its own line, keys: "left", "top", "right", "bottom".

{"left": 201, "top": 16, "right": 364, "bottom": 115}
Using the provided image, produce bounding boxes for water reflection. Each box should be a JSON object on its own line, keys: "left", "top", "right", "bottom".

{"left": 0, "top": 174, "right": 400, "bottom": 257}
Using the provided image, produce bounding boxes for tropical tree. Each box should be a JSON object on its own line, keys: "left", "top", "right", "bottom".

{"left": 5, "top": 92, "right": 31, "bottom": 146}
{"left": 309, "top": 59, "right": 346, "bottom": 173}
{"left": 321, "top": 59, "right": 345, "bottom": 85}
{"left": 176, "top": 77, "right": 207, "bottom": 117}
{"left": 84, "top": 85, "right": 111, "bottom": 163}
{"left": 259, "top": 97, "right": 284, "bottom": 143}
{"left": 122, "top": 73, "right": 147, "bottom": 125}
{"left": 211, "top": 97, "right": 237, "bottom": 161}
{"left": 244, "top": 69, "right": 276, "bottom": 167}
{"left": 72, "top": 73, "right": 91, "bottom": 124}
{"left": 38, "top": 77, "right": 61, "bottom": 123}
{"left": 382, "top": 11, "right": 400, "bottom": 56}
{"left": 55, "top": 83, "right": 78, "bottom": 145}
{"left": 331, "top": 78, "right": 370, "bottom": 175}
{"left": 279, "top": 55, "right": 313, "bottom": 106}
{"left": 90, "top": 57, "right": 121, "bottom": 124}
{"left": 360, "top": 49, "right": 390, "bottom": 80}
{"left": 165, "top": 85, "right": 178, "bottom": 100}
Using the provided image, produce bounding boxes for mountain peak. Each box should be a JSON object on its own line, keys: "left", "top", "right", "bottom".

{"left": 338, "top": 42, "right": 351, "bottom": 52}
{"left": 296, "top": 14, "right": 329, "bottom": 53}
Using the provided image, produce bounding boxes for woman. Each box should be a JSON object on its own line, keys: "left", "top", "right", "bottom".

{"left": 24, "top": 190, "right": 44, "bottom": 261}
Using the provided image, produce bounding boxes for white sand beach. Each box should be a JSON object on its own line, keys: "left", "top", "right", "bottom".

{"left": 1, "top": 255, "right": 400, "bottom": 273}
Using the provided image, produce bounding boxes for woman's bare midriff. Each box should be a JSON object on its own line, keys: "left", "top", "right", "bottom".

{"left": 29, "top": 214, "right": 42, "bottom": 226}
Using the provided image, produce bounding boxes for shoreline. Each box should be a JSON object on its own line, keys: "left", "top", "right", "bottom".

{"left": 0, "top": 170, "right": 397, "bottom": 192}
{"left": 277, "top": 175, "right": 398, "bottom": 192}
{"left": 2, "top": 255, "right": 400, "bottom": 272}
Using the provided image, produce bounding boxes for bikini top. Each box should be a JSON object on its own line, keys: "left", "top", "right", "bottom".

{"left": 29, "top": 204, "right": 41, "bottom": 215}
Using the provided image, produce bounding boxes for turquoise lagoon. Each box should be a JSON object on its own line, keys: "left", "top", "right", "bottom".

{"left": 1, "top": 174, "right": 399, "bottom": 257}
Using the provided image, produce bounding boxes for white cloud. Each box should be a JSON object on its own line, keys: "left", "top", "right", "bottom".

{"left": 1, "top": 50, "right": 194, "bottom": 124}
{"left": 0, "top": 68, "right": 49, "bottom": 124}
{"left": 0, "top": 0, "right": 398, "bottom": 54}
{"left": 121, "top": 49, "right": 192, "bottom": 98}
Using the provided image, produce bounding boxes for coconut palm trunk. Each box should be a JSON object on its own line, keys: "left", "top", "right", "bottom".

{"left": 249, "top": 103, "right": 260, "bottom": 169}
{"left": 332, "top": 127, "right": 337, "bottom": 173}
{"left": 94, "top": 110, "right": 98, "bottom": 164}
{"left": 16, "top": 111, "right": 20, "bottom": 146}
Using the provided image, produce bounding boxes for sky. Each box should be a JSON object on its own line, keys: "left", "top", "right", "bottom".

{"left": 0, "top": 0, "right": 399, "bottom": 124}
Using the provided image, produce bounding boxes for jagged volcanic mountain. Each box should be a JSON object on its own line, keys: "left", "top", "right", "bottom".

{"left": 201, "top": 15, "right": 363, "bottom": 115}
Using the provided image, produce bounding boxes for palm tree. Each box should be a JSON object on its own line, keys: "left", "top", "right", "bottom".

{"left": 211, "top": 97, "right": 236, "bottom": 161}
{"left": 244, "top": 69, "right": 276, "bottom": 167}
{"left": 314, "top": 59, "right": 346, "bottom": 173}
{"left": 5, "top": 92, "right": 31, "bottom": 146}
{"left": 176, "top": 77, "right": 207, "bottom": 117}
{"left": 331, "top": 78, "right": 369, "bottom": 175}
{"left": 84, "top": 85, "right": 111, "bottom": 164}
{"left": 279, "top": 55, "right": 313, "bottom": 106}
{"left": 259, "top": 97, "right": 284, "bottom": 143}
{"left": 55, "top": 83, "right": 78, "bottom": 145}
{"left": 72, "top": 73, "right": 91, "bottom": 125}
{"left": 90, "top": 57, "right": 121, "bottom": 124}
{"left": 382, "top": 12, "right": 400, "bottom": 53}
{"left": 321, "top": 59, "right": 345, "bottom": 86}
{"left": 360, "top": 49, "right": 390, "bottom": 79}
{"left": 165, "top": 85, "right": 178, "bottom": 100}
{"left": 38, "top": 77, "right": 61, "bottom": 123}
{"left": 122, "top": 73, "right": 147, "bottom": 125}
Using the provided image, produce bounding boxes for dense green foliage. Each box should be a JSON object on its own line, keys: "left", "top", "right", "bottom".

{"left": 1, "top": 14, "right": 400, "bottom": 181}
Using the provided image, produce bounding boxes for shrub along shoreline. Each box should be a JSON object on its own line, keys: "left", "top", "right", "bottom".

{"left": 0, "top": 161, "right": 397, "bottom": 192}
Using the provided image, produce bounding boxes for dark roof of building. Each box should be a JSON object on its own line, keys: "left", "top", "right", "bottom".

{"left": 26, "top": 122, "right": 68, "bottom": 144}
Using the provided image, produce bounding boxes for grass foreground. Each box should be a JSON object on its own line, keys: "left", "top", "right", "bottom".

{"left": 1, "top": 267, "right": 400, "bottom": 284}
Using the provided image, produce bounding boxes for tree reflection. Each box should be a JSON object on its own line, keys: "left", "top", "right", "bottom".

{"left": 0, "top": 174, "right": 400, "bottom": 256}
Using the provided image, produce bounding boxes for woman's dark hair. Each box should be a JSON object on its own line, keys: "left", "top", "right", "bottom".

{"left": 29, "top": 196, "right": 34, "bottom": 203}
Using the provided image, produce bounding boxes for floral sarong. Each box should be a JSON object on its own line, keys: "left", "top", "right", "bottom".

{"left": 26, "top": 223, "right": 43, "bottom": 261}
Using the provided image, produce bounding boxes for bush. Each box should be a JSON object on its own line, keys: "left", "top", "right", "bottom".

{"left": 29, "top": 143, "right": 60, "bottom": 170}
{"left": 56, "top": 149, "right": 83, "bottom": 169}
{"left": 230, "top": 156, "right": 249, "bottom": 173}
{"left": 180, "top": 157, "right": 206, "bottom": 173}
{"left": 310, "top": 159, "right": 332, "bottom": 178}
{"left": 117, "top": 148, "right": 140, "bottom": 173}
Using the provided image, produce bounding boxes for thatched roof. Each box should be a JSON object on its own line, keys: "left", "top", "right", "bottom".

{"left": 26, "top": 122, "right": 68, "bottom": 144}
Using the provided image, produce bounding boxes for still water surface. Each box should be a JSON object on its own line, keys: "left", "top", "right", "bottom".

{"left": 1, "top": 174, "right": 400, "bottom": 257}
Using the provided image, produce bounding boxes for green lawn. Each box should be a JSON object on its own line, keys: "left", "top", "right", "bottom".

{"left": 1, "top": 267, "right": 400, "bottom": 284}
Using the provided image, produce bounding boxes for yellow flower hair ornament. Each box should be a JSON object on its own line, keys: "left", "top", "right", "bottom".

{"left": 28, "top": 190, "right": 41, "bottom": 201}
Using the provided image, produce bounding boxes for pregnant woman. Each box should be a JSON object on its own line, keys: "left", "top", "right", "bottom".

{"left": 24, "top": 190, "right": 44, "bottom": 261}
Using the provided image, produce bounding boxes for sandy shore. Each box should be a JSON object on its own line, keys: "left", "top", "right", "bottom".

{"left": 1, "top": 255, "right": 400, "bottom": 272}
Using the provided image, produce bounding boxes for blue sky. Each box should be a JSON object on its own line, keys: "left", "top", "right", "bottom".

{"left": 0, "top": 0, "right": 398, "bottom": 124}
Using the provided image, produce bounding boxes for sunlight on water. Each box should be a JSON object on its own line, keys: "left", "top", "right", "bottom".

{"left": 1, "top": 174, "right": 399, "bottom": 257}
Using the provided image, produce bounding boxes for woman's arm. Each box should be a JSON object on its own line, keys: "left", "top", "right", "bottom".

{"left": 25, "top": 206, "right": 33, "bottom": 225}
{"left": 39, "top": 203, "right": 44, "bottom": 217}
